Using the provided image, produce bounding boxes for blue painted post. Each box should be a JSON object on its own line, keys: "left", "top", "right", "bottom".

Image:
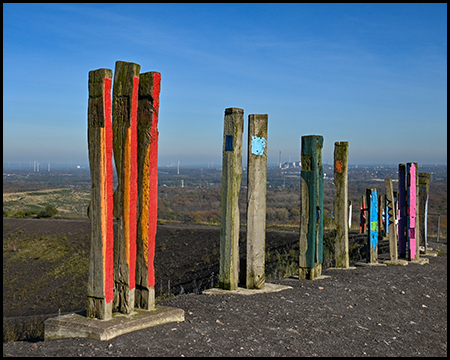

{"left": 398, "top": 164, "right": 407, "bottom": 258}
{"left": 299, "top": 135, "right": 324, "bottom": 280}
{"left": 246, "top": 114, "right": 268, "bottom": 289}
{"left": 367, "top": 188, "right": 378, "bottom": 264}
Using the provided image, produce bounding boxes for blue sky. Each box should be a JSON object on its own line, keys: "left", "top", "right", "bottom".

{"left": 3, "top": 3, "right": 447, "bottom": 167}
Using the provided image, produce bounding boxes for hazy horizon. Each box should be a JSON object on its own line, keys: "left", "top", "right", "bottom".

{"left": 3, "top": 4, "right": 447, "bottom": 167}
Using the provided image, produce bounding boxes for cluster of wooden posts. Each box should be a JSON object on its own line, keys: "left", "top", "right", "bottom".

{"left": 219, "top": 109, "right": 350, "bottom": 287}
{"left": 87, "top": 61, "right": 160, "bottom": 319}
{"left": 87, "top": 62, "right": 431, "bottom": 322}
{"left": 219, "top": 113, "right": 433, "bottom": 288}
{"left": 358, "top": 164, "right": 432, "bottom": 265}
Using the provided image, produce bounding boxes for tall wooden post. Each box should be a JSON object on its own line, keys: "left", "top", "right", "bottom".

{"left": 367, "top": 188, "right": 378, "bottom": 264}
{"left": 219, "top": 108, "right": 244, "bottom": 290}
{"left": 135, "top": 72, "right": 161, "bottom": 310}
{"left": 398, "top": 164, "right": 407, "bottom": 258}
{"left": 418, "top": 173, "right": 431, "bottom": 253}
{"left": 406, "top": 162, "right": 419, "bottom": 261}
{"left": 385, "top": 179, "right": 398, "bottom": 261}
{"left": 112, "top": 61, "right": 141, "bottom": 313}
{"left": 359, "top": 195, "right": 366, "bottom": 234}
{"left": 87, "top": 68, "right": 114, "bottom": 320}
{"left": 246, "top": 114, "right": 268, "bottom": 289}
{"left": 333, "top": 141, "right": 349, "bottom": 268}
{"left": 299, "top": 135, "right": 324, "bottom": 280}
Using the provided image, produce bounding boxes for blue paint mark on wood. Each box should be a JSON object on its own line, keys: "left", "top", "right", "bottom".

{"left": 251, "top": 136, "right": 266, "bottom": 156}
{"left": 225, "top": 135, "right": 234, "bottom": 151}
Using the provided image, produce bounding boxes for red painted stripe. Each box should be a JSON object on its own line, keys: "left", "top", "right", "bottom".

{"left": 128, "top": 76, "right": 139, "bottom": 289}
{"left": 147, "top": 72, "right": 161, "bottom": 288}
{"left": 104, "top": 76, "right": 114, "bottom": 303}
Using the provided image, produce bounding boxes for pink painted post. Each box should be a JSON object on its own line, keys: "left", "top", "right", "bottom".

{"left": 406, "top": 162, "right": 418, "bottom": 261}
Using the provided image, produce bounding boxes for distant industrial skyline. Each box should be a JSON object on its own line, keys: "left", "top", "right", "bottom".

{"left": 3, "top": 4, "right": 447, "bottom": 167}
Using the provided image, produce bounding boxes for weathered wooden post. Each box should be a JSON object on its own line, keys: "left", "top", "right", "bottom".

{"left": 418, "top": 173, "right": 431, "bottom": 253}
{"left": 299, "top": 135, "right": 324, "bottom": 280}
{"left": 378, "top": 194, "right": 386, "bottom": 238}
{"left": 385, "top": 179, "right": 397, "bottom": 260}
{"left": 135, "top": 71, "right": 161, "bottom": 310}
{"left": 398, "top": 164, "right": 407, "bottom": 258}
{"left": 383, "top": 179, "right": 408, "bottom": 265}
{"left": 219, "top": 108, "right": 244, "bottom": 290}
{"left": 360, "top": 195, "right": 366, "bottom": 234}
{"left": 333, "top": 141, "right": 350, "bottom": 268}
{"left": 406, "top": 162, "right": 419, "bottom": 261}
{"left": 246, "top": 114, "right": 268, "bottom": 289}
{"left": 87, "top": 68, "right": 114, "bottom": 320}
{"left": 112, "top": 61, "right": 140, "bottom": 313}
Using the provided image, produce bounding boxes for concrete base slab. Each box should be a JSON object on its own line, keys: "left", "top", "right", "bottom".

{"left": 383, "top": 259, "right": 409, "bottom": 266}
{"left": 326, "top": 266, "right": 357, "bottom": 271}
{"left": 202, "top": 283, "right": 292, "bottom": 295}
{"left": 354, "top": 261, "right": 387, "bottom": 267}
{"left": 421, "top": 250, "right": 438, "bottom": 257}
{"left": 410, "top": 258, "right": 430, "bottom": 265}
{"left": 44, "top": 306, "right": 185, "bottom": 341}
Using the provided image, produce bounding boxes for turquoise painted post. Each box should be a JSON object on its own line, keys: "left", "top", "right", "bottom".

{"left": 299, "top": 135, "right": 324, "bottom": 280}
{"left": 398, "top": 164, "right": 407, "bottom": 258}
{"left": 367, "top": 188, "right": 378, "bottom": 263}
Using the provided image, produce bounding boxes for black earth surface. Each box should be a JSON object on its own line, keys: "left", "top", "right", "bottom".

{"left": 3, "top": 218, "right": 447, "bottom": 357}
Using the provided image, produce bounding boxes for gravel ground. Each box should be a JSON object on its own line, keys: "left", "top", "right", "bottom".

{"left": 3, "top": 239, "right": 446, "bottom": 357}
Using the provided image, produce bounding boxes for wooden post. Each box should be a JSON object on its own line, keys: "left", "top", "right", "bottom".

{"left": 333, "top": 141, "right": 349, "bottom": 268}
{"left": 418, "top": 173, "right": 431, "bottom": 253}
{"left": 398, "top": 164, "right": 407, "bottom": 258}
{"left": 385, "top": 179, "right": 398, "bottom": 261}
{"left": 112, "top": 61, "right": 141, "bottom": 313}
{"left": 299, "top": 135, "right": 324, "bottom": 280}
{"left": 406, "top": 162, "right": 419, "bottom": 261}
{"left": 366, "top": 188, "right": 378, "bottom": 264}
{"left": 135, "top": 72, "right": 161, "bottom": 310}
{"left": 360, "top": 195, "right": 366, "bottom": 234}
{"left": 219, "top": 108, "right": 244, "bottom": 290}
{"left": 246, "top": 114, "right": 268, "bottom": 289}
{"left": 378, "top": 194, "right": 386, "bottom": 238}
{"left": 87, "top": 68, "right": 114, "bottom": 320}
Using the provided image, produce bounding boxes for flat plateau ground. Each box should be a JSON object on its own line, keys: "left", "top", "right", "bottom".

{"left": 3, "top": 218, "right": 447, "bottom": 356}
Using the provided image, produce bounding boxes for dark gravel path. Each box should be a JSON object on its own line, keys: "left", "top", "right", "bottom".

{"left": 3, "top": 239, "right": 446, "bottom": 357}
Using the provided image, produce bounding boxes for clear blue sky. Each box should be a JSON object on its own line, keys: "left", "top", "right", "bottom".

{"left": 3, "top": 3, "right": 447, "bottom": 167}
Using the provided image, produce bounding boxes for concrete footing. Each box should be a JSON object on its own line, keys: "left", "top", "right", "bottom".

{"left": 203, "top": 283, "right": 292, "bottom": 295}
{"left": 354, "top": 261, "right": 387, "bottom": 267}
{"left": 410, "top": 258, "right": 430, "bottom": 265}
{"left": 44, "top": 306, "right": 184, "bottom": 341}
{"left": 326, "top": 266, "right": 357, "bottom": 271}
{"left": 383, "top": 259, "right": 409, "bottom": 266}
